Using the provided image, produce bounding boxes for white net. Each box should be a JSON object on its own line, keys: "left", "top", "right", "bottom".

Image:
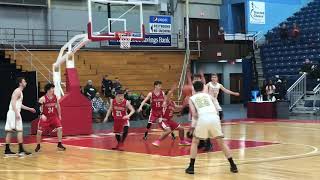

{"left": 117, "top": 32, "right": 132, "bottom": 49}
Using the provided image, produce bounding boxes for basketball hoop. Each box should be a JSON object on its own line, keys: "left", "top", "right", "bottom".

{"left": 116, "top": 31, "right": 133, "bottom": 49}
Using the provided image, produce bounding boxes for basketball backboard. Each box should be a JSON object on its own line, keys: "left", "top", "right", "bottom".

{"left": 87, "top": 0, "right": 145, "bottom": 41}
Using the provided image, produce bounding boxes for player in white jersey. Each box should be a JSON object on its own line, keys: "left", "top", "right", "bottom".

{"left": 185, "top": 81, "right": 238, "bottom": 174}
{"left": 4, "top": 77, "right": 36, "bottom": 157}
{"left": 206, "top": 73, "right": 240, "bottom": 122}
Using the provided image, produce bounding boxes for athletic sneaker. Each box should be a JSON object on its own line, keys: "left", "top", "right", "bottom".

{"left": 179, "top": 140, "right": 191, "bottom": 146}
{"left": 112, "top": 143, "right": 123, "bottom": 150}
{"left": 18, "top": 150, "right": 32, "bottom": 157}
{"left": 185, "top": 166, "right": 194, "bottom": 174}
{"left": 57, "top": 144, "right": 66, "bottom": 151}
{"left": 152, "top": 140, "right": 161, "bottom": 147}
{"left": 4, "top": 150, "right": 17, "bottom": 157}
{"left": 230, "top": 164, "right": 238, "bottom": 173}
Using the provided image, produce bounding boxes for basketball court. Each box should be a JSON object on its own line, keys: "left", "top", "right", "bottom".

{"left": 1, "top": 118, "right": 320, "bottom": 179}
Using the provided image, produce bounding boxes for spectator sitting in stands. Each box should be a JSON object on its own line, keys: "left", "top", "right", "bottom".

{"left": 300, "top": 59, "right": 314, "bottom": 75}
{"left": 279, "top": 23, "right": 288, "bottom": 44}
{"left": 112, "top": 77, "right": 122, "bottom": 94}
{"left": 92, "top": 92, "right": 108, "bottom": 122}
{"left": 101, "top": 75, "right": 113, "bottom": 103}
{"left": 266, "top": 80, "right": 276, "bottom": 101}
{"left": 84, "top": 80, "right": 97, "bottom": 100}
{"left": 291, "top": 23, "right": 300, "bottom": 43}
{"left": 275, "top": 78, "right": 286, "bottom": 100}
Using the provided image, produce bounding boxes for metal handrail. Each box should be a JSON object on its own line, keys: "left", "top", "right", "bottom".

{"left": 286, "top": 73, "right": 307, "bottom": 110}
{"left": 312, "top": 83, "right": 320, "bottom": 93}
{"left": 0, "top": 27, "right": 86, "bottom": 46}
{"left": 0, "top": 27, "right": 180, "bottom": 48}
{"left": 19, "top": 43, "right": 53, "bottom": 80}
{"left": 313, "top": 83, "right": 320, "bottom": 110}
{"left": 287, "top": 73, "right": 307, "bottom": 92}
{"left": 253, "top": 31, "right": 264, "bottom": 43}
{"left": 6, "top": 43, "right": 51, "bottom": 83}
{"left": 177, "top": 50, "right": 190, "bottom": 101}
{"left": 1, "top": 30, "right": 52, "bottom": 83}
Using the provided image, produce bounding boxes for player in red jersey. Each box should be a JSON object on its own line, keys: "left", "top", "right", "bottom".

{"left": 103, "top": 90, "right": 135, "bottom": 150}
{"left": 138, "top": 81, "right": 166, "bottom": 140}
{"left": 152, "top": 85, "right": 191, "bottom": 147}
{"left": 181, "top": 70, "right": 206, "bottom": 110}
{"left": 35, "top": 83, "right": 66, "bottom": 152}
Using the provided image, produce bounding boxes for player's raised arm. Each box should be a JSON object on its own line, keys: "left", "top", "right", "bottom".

{"left": 199, "top": 70, "right": 206, "bottom": 84}
{"left": 138, "top": 92, "right": 152, "bottom": 112}
{"left": 103, "top": 99, "right": 113, "bottom": 123}
{"left": 220, "top": 85, "right": 240, "bottom": 96}
{"left": 187, "top": 69, "right": 192, "bottom": 85}
{"left": 124, "top": 101, "right": 135, "bottom": 120}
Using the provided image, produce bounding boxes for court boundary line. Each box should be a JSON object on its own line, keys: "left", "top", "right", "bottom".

{"left": 1, "top": 121, "right": 320, "bottom": 173}
{"left": 0, "top": 142, "right": 318, "bottom": 173}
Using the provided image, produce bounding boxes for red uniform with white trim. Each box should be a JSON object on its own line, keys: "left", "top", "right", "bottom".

{"left": 112, "top": 99, "right": 129, "bottom": 134}
{"left": 148, "top": 91, "right": 165, "bottom": 123}
{"left": 38, "top": 95, "right": 62, "bottom": 131}
{"left": 160, "top": 101, "right": 180, "bottom": 130}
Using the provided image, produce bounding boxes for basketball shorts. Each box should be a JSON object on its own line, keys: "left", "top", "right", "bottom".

{"left": 160, "top": 119, "right": 180, "bottom": 131}
{"left": 148, "top": 110, "right": 162, "bottom": 124}
{"left": 38, "top": 116, "right": 62, "bottom": 132}
{"left": 114, "top": 118, "right": 130, "bottom": 134}
{"left": 5, "top": 110, "right": 23, "bottom": 131}
{"left": 194, "top": 113, "right": 224, "bottom": 139}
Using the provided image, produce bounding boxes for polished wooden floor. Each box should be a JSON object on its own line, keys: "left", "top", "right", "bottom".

{"left": 1, "top": 120, "right": 320, "bottom": 180}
